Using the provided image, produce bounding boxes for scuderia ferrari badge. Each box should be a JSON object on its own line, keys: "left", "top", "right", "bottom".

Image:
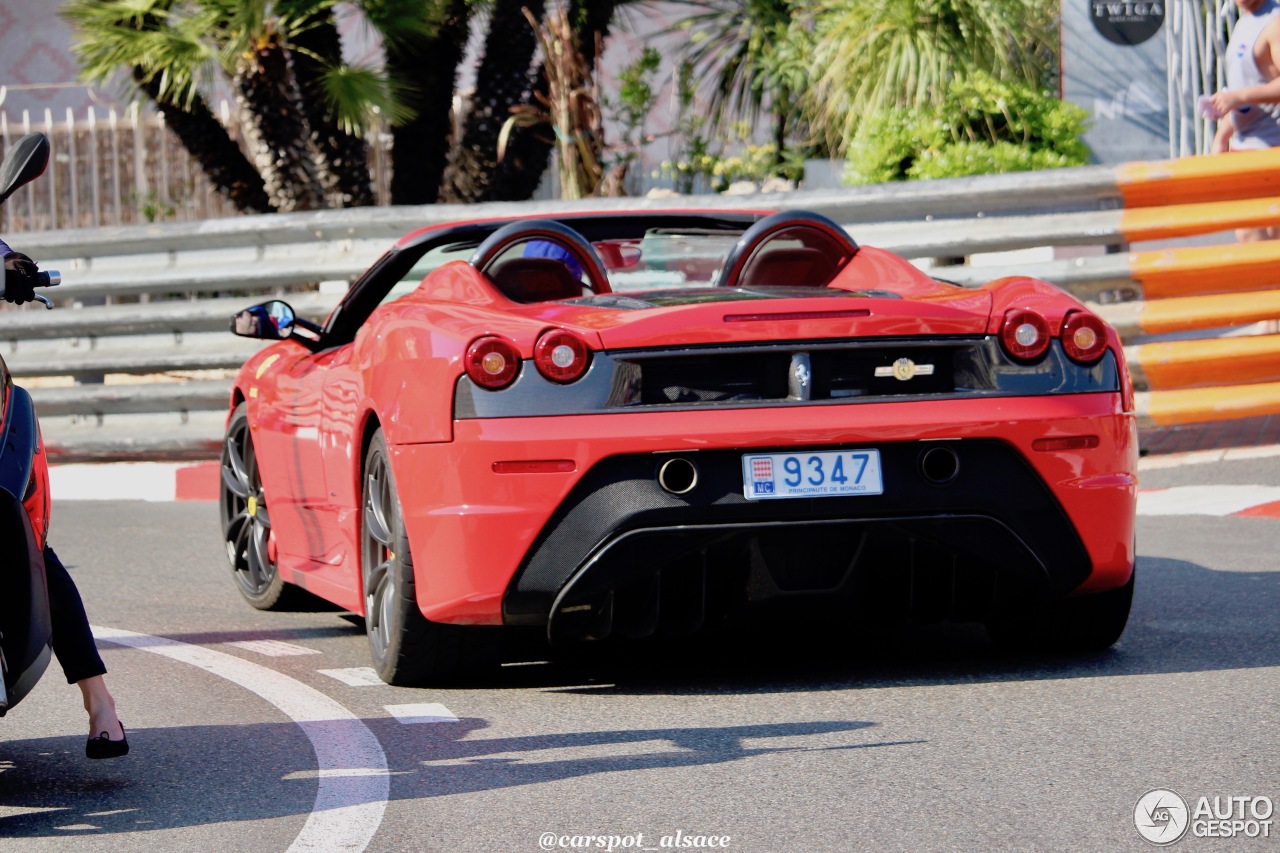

{"left": 875, "top": 357, "right": 935, "bottom": 381}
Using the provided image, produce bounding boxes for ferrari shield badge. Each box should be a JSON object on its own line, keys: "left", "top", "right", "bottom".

{"left": 875, "top": 358, "right": 934, "bottom": 381}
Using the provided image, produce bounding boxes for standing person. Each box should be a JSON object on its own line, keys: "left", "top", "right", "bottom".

{"left": 3, "top": 240, "right": 128, "bottom": 759}
{"left": 1210, "top": 0, "right": 1280, "bottom": 241}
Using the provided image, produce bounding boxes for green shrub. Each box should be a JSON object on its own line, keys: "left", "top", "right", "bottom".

{"left": 844, "top": 73, "right": 1090, "bottom": 184}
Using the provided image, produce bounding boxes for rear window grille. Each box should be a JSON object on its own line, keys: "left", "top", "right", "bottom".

{"left": 640, "top": 353, "right": 791, "bottom": 403}
{"left": 627, "top": 345, "right": 962, "bottom": 407}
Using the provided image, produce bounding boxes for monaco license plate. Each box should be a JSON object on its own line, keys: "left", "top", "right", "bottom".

{"left": 742, "top": 450, "right": 884, "bottom": 500}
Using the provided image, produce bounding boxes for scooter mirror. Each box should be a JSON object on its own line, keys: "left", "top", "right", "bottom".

{"left": 0, "top": 133, "right": 50, "bottom": 204}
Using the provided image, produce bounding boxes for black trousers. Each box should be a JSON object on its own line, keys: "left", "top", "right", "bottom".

{"left": 44, "top": 546, "right": 107, "bottom": 684}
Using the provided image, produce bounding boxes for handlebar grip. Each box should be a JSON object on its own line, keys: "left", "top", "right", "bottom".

{"left": 36, "top": 270, "right": 60, "bottom": 287}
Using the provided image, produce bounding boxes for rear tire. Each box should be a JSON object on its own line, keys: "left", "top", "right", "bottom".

{"left": 985, "top": 569, "right": 1134, "bottom": 653}
{"left": 361, "top": 430, "right": 495, "bottom": 685}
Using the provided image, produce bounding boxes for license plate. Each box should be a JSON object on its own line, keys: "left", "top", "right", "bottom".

{"left": 742, "top": 450, "right": 884, "bottom": 500}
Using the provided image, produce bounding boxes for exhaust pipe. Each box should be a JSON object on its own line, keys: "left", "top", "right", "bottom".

{"left": 657, "top": 457, "right": 699, "bottom": 495}
{"left": 919, "top": 446, "right": 960, "bottom": 485}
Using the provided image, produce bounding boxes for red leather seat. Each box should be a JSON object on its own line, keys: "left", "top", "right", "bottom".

{"left": 489, "top": 258, "right": 586, "bottom": 303}
{"left": 737, "top": 246, "right": 841, "bottom": 288}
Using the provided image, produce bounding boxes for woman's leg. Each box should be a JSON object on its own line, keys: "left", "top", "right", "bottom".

{"left": 44, "top": 546, "right": 123, "bottom": 740}
{"left": 77, "top": 674, "right": 123, "bottom": 740}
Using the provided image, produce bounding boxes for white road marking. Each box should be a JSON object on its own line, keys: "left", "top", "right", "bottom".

{"left": 50, "top": 463, "right": 183, "bottom": 501}
{"left": 229, "top": 639, "right": 323, "bottom": 657}
{"left": 317, "top": 667, "right": 386, "bottom": 687}
{"left": 1138, "top": 443, "right": 1280, "bottom": 470}
{"left": 1137, "top": 485, "right": 1280, "bottom": 516}
{"left": 92, "top": 626, "right": 388, "bottom": 853}
{"left": 385, "top": 703, "right": 459, "bottom": 724}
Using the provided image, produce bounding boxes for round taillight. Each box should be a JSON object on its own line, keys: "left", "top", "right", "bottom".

{"left": 1061, "top": 311, "right": 1108, "bottom": 364}
{"left": 534, "top": 329, "right": 592, "bottom": 383}
{"left": 465, "top": 336, "right": 520, "bottom": 389}
{"left": 1000, "top": 309, "right": 1051, "bottom": 361}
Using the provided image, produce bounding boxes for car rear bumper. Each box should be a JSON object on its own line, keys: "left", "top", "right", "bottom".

{"left": 391, "top": 392, "right": 1136, "bottom": 629}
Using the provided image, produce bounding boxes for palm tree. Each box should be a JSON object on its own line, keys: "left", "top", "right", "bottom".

{"left": 63, "top": 0, "right": 273, "bottom": 214}
{"left": 803, "top": 0, "right": 1057, "bottom": 155}
{"left": 441, "top": 0, "right": 544, "bottom": 203}
{"left": 660, "top": 0, "right": 808, "bottom": 163}
{"left": 370, "top": 0, "right": 472, "bottom": 204}
{"left": 289, "top": 3, "right": 376, "bottom": 207}
{"left": 63, "top": 0, "right": 406, "bottom": 212}
{"left": 215, "top": 2, "right": 328, "bottom": 212}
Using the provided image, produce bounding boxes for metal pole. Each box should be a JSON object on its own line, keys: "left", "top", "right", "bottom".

{"left": 110, "top": 107, "right": 122, "bottom": 226}
{"left": 89, "top": 107, "right": 102, "bottom": 228}
{"left": 44, "top": 108, "right": 55, "bottom": 229}
{"left": 67, "top": 107, "right": 80, "bottom": 228}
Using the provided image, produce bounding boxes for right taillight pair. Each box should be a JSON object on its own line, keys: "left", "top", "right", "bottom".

{"left": 1000, "top": 309, "right": 1107, "bottom": 364}
{"left": 465, "top": 329, "right": 593, "bottom": 390}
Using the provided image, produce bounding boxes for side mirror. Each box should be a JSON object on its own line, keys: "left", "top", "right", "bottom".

{"left": 231, "top": 300, "right": 296, "bottom": 340}
{"left": 0, "top": 134, "right": 50, "bottom": 204}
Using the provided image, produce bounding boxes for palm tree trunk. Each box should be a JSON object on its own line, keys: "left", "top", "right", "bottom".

{"left": 440, "top": 0, "right": 543, "bottom": 203}
{"left": 132, "top": 69, "right": 273, "bottom": 214}
{"left": 234, "top": 40, "right": 327, "bottom": 212}
{"left": 386, "top": 0, "right": 470, "bottom": 205}
{"left": 290, "top": 9, "right": 376, "bottom": 208}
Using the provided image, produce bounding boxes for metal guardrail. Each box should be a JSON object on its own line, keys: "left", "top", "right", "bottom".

{"left": 4, "top": 150, "right": 1279, "bottom": 461}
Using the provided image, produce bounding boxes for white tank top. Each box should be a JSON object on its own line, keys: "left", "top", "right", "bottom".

{"left": 1227, "top": 0, "right": 1280, "bottom": 149}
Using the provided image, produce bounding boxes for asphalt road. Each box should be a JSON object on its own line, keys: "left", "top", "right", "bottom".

{"left": 2, "top": 455, "right": 1278, "bottom": 852}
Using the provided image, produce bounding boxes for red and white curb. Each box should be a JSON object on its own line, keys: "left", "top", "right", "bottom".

{"left": 1137, "top": 485, "right": 1280, "bottom": 518}
{"left": 49, "top": 461, "right": 220, "bottom": 502}
{"left": 48, "top": 447, "right": 1280, "bottom": 518}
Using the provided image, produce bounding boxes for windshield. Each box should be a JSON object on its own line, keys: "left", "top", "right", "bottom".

{"left": 598, "top": 231, "right": 741, "bottom": 292}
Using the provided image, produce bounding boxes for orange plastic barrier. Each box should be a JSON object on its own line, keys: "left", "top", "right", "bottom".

{"left": 1129, "top": 289, "right": 1280, "bottom": 335}
{"left": 1130, "top": 335, "right": 1280, "bottom": 390}
{"left": 1129, "top": 240, "right": 1280, "bottom": 300}
{"left": 1139, "top": 381, "right": 1280, "bottom": 428}
{"left": 1119, "top": 196, "right": 1280, "bottom": 243}
{"left": 1117, "top": 149, "right": 1280, "bottom": 208}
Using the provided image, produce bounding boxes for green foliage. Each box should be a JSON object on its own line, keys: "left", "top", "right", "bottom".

{"left": 803, "top": 0, "right": 1059, "bottom": 157}
{"left": 613, "top": 46, "right": 661, "bottom": 131}
{"left": 319, "top": 63, "right": 413, "bottom": 135}
{"left": 843, "top": 74, "right": 1089, "bottom": 184}
{"left": 602, "top": 45, "right": 661, "bottom": 190}
{"left": 63, "top": 0, "right": 406, "bottom": 133}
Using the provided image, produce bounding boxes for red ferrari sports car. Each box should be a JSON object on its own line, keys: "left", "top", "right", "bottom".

{"left": 221, "top": 209, "right": 1137, "bottom": 684}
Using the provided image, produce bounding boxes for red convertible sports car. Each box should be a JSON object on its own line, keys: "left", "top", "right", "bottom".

{"left": 221, "top": 209, "right": 1137, "bottom": 684}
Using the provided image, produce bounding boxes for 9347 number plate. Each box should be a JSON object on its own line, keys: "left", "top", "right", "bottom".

{"left": 742, "top": 450, "right": 884, "bottom": 500}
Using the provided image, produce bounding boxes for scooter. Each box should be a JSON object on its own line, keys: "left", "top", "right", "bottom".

{"left": 0, "top": 132, "right": 63, "bottom": 716}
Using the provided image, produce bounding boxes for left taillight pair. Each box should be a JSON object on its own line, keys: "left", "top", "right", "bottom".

{"left": 465, "top": 330, "right": 592, "bottom": 390}
{"left": 1000, "top": 309, "right": 1108, "bottom": 364}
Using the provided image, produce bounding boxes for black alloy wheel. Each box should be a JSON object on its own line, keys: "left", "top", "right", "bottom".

{"left": 220, "top": 403, "right": 295, "bottom": 610}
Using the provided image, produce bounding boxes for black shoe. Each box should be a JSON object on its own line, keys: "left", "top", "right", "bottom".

{"left": 86, "top": 723, "right": 129, "bottom": 759}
